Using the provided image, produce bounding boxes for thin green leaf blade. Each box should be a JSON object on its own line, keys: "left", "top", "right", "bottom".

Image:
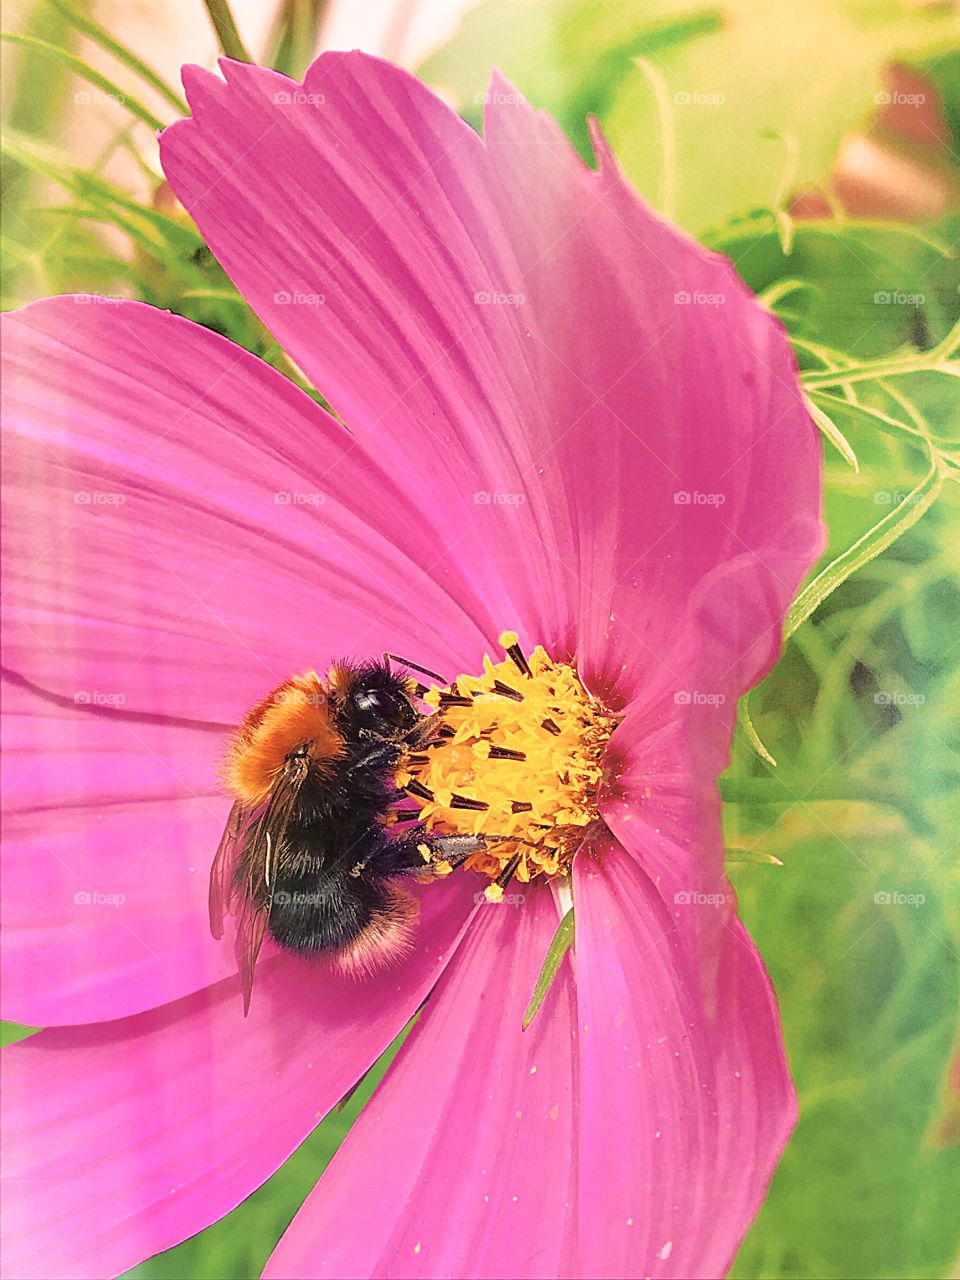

{"left": 44, "top": 0, "right": 188, "bottom": 114}
{"left": 786, "top": 458, "right": 945, "bottom": 639}
{"left": 0, "top": 32, "right": 165, "bottom": 131}
{"left": 805, "top": 392, "right": 860, "bottom": 470}
{"left": 522, "top": 906, "right": 575, "bottom": 1030}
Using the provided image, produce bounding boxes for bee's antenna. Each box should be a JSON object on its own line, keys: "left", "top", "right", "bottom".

{"left": 383, "top": 653, "right": 449, "bottom": 687}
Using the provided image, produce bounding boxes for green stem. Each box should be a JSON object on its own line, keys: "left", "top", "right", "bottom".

{"left": 803, "top": 354, "right": 960, "bottom": 390}
{"left": 203, "top": 0, "right": 252, "bottom": 62}
{"left": 785, "top": 452, "right": 944, "bottom": 638}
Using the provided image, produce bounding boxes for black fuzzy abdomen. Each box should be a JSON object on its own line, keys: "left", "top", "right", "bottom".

{"left": 267, "top": 821, "right": 392, "bottom": 954}
{"left": 265, "top": 745, "right": 404, "bottom": 954}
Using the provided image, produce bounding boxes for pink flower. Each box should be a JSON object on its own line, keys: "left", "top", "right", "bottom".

{"left": 1, "top": 53, "right": 822, "bottom": 1280}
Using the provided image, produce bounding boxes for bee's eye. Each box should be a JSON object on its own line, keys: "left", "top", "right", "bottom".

{"left": 350, "top": 678, "right": 415, "bottom": 731}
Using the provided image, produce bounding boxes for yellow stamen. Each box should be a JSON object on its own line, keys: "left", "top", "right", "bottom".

{"left": 403, "top": 635, "right": 616, "bottom": 886}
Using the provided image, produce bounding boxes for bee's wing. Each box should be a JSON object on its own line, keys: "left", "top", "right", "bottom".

{"left": 209, "top": 755, "right": 311, "bottom": 1015}
{"left": 209, "top": 798, "right": 250, "bottom": 940}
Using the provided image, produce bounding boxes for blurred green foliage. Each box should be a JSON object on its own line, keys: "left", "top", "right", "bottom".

{"left": 2, "top": 0, "right": 959, "bottom": 1277}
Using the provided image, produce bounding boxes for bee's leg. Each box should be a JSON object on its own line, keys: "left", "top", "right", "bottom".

{"left": 404, "top": 710, "right": 443, "bottom": 747}
{"left": 347, "top": 741, "right": 402, "bottom": 780}
{"left": 378, "top": 831, "right": 492, "bottom": 876}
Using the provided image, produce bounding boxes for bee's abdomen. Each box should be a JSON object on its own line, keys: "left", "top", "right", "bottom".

{"left": 267, "top": 820, "right": 417, "bottom": 970}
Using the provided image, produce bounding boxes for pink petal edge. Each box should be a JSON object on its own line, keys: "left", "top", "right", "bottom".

{"left": 0, "top": 876, "right": 478, "bottom": 1280}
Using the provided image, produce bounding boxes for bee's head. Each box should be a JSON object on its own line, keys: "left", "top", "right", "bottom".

{"left": 338, "top": 664, "right": 419, "bottom": 738}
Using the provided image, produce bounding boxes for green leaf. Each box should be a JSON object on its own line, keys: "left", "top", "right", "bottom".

{"left": 709, "top": 217, "right": 960, "bottom": 360}
{"left": 737, "top": 696, "right": 778, "bottom": 767}
{"left": 808, "top": 390, "right": 939, "bottom": 447}
{"left": 0, "top": 32, "right": 167, "bottom": 131}
{"left": 419, "top": 2, "right": 722, "bottom": 162}
{"left": 0, "top": 1021, "right": 39, "bottom": 1048}
{"left": 523, "top": 906, "right": 575, "bottom": 1030}
{"left": 785, "top": 455, "right": 945, "bottom": 639}
{"left": 805, "top": 393, "right": 859, "bottom": 470}
{"left": 803, "top": 353, "right": 960, "bottom": 392}
{"left": 724, "top": 847, "right": 783, "bottom": 866}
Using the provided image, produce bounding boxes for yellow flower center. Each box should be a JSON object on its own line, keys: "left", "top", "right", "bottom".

{"left": 397, "top": 632, "right": 617, "bottom": 897}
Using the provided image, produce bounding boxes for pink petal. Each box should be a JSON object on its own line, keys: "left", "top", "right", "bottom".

{"left": 573, "top": 837, "right": 796, "bottom": 1278}
{"left": 2, "top": 297, "right": 495, "bottom": 723}
{"left": 160, "top": 54, "right": 822, "bottom": 706}
{"left": 265, "top": 886, "right": 578, "bottom": 1280}
{"left": 0, "top": 875, "right": 477, "bottom": 1280}
{"left": 2, "top": 677, "right": 235, "bottom": 1025}
{"left": 1, "top": 296, "right": 497, "bottom": 1023}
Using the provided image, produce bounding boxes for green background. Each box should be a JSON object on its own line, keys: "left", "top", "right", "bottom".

{"left": 2, "top": 1, "right": 958, "bottom": 1276}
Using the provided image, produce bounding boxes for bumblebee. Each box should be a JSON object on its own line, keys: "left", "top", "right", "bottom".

{"left": 210, "top": 659, "right": 487, "bottom": 1012}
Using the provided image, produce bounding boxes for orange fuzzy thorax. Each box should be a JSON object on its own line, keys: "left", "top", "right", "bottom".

{"left": 225, "top": 671, "right": 342, "bottom": 805}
